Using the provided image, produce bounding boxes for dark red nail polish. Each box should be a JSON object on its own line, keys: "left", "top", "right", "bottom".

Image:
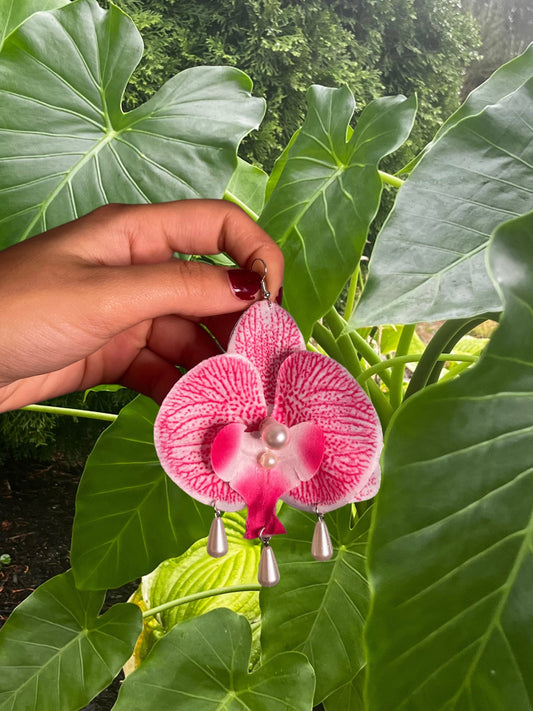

{"left": 228, "top": 269, "right": 262, "bottom": 300}
{"left": 275, "top": 286, "right": 283, "bottom": 306}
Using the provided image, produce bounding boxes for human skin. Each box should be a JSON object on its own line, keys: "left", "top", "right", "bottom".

{"left": 0, "top": 200, "right": 284, "bottom": 413}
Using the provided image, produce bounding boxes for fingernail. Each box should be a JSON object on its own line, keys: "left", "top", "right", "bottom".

{"left": 275, "top": 287, "right": 283, "bottom": 306}
{"left": 228, "top": 269, "right": 262, "bottom": 300}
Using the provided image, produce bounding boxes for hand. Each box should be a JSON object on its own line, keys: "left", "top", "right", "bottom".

{"left": 0, "top": 200, "right": 284, "bottom": 412}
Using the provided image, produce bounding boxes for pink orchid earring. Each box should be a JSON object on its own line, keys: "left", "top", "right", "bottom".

{"left": 154, "top": 262, "right": 382, "bottom": 586}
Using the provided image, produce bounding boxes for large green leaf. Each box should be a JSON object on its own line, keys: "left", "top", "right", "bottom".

{"left": 71, "top": 395, "right": 213, "bottom": 590}
{"left": 403, "top": 43, "right": 533, "bottom": 172}
{"left": 0, "top": 0, "right": 69, "bottom": 50}
{"left": 0, "top": 570, "right": 141, "bottom": 711}
{"left": 259, "top": 86, "right": 416, "bottom": 339}
{"left": 114, "top": 608, "right": 315, "bottom": 710}
{"left": 433, "top": 43, "right": 533, "bottom": 146}
{"left": 354, "top": 74, "right": 533, "bottom": 327}
{"left": 261, "top": 505, "right": 371, "bottom": 704}
{"left": 0, "top": 0, "right": 264, "bottom": 248}
{"left": 365, "top": 211, "right": 533, "bottom": 710}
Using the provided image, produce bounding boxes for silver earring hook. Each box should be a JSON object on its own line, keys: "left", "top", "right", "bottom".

{"left": 251, "top": 257, "right": 271, "bottom": 305}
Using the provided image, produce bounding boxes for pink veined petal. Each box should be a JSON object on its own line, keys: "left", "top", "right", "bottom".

{"left": 227, "top": 301, "right": 305, "bottom": 405}
{"left": 154, "top": 354, "right": 267, "bottom": 511}
{"left": 211, "top": 421, "right": 324, "bottom": 538}
{"left": 272, "top": 351, "right": 383, "bottom": 512}
{"left": 357, "top": 464, "right": 381, "bottom": 501}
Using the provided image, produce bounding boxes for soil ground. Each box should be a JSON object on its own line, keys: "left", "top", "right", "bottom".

{"left": 0, "top": 458, "right": 136, "bottom": 710}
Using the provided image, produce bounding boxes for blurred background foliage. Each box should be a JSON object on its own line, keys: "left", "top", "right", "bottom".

{"left": 106, "top": 0, "right": 481, "bottom": 170}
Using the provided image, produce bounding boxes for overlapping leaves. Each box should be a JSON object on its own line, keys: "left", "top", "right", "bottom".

{"left": 0, "top": 0, "right": 264, "bottom": 248}
{"left": 261, "top": 505, "right": 371, "bottom": 705}
{"left": 114, "top": 609, "right": 315, "bottom": 711}
{"left": 365, "top": 212, "right": 533, "bottom": 710}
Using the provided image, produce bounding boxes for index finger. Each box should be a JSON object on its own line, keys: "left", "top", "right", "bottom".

{"left": 74, "top": 199, "right": 284, "bottom": 301}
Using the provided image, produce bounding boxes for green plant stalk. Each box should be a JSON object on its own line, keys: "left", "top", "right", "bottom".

{"left": 142, "top": 584, "right": 263, "bottom": 620}
{"left": 404, "top": 316, "right": 493, "bottom": 399}
{"left": 312, "top": 321, "right": 344, "bottom": 363}
{"left": 343, "top": 269, "right": 360, "bottom": 321}
{"left": 366, "top": 379, "right": 394, "bottom": 430}
{"left": 357, "top": 352, "right": 478, "bottom": 386}
{"left": 21, "top": 404, "right": 117, "bottom": 422}
{"left": 389, "top": 324, "right": 416, "bottom": 410}
{"left": 378, "top": 169, "right": 404, "bottom": 188}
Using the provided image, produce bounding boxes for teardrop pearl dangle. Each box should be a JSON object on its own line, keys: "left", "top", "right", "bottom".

{"left": 258, "top": 535, "right": 280, "bottom": 587}
{"left": 207, "top": 508, "right": 228, "bottom": 558}
{"left": 311, "top": 512, "right": 333, "bottom": 561}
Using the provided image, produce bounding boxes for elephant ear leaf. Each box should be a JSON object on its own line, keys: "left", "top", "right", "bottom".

{"left": 259, "top": 86, "right": 416, "bottom": 339}
{"left": 365, "top": 211, "right": 533, "bottom": 711}
{"left": 0, "top": 0, "right": 264, "bottom": 249}
{"left": 353, "top": 69, "right": 533, "bottom": 328}
{"left": 114, "top": 609, "right": 316, "bottom": 711}
{"left": 0, "top": 570, "right": 141, "bottom": 711}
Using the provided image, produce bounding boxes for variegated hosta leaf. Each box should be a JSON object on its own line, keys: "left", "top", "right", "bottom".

{"left": 127, "top": 512, "right": 262, "bottom": 672}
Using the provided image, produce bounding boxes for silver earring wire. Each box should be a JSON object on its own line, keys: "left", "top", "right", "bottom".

{"left": 251, "top": 257, "right": 271, "bottom": 305}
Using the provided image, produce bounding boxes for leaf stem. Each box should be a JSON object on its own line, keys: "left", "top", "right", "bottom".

{"left": 389, "top": 324, "right": 416, "bottom": 409}
{"left": 142, "top": 584, "right": 262, "bottom": 619}
{"left": 378, "top": 170, "right": 404, "bottom": 188}
{"left": 343, "top": 269, "right": 359, "bottom": 320}
{"left": 404, "top": 315, "right": 494, "bottom": 399}
{"left": 312, "top": 321, "right": 344, "bottom": 363}
{"left": 357, "top": 352, "right": 478, "bottom": 386}
{"left": 21, "top": 404, "right": 117, "bottom": 422}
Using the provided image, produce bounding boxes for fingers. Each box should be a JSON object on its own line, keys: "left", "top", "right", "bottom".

{"left": 72, "top": 199, "right": 284, "bottom": 300}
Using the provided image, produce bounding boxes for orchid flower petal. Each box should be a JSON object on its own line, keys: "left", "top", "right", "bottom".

{"left": 227, "top": 301, "right": 305, "bottom": 405}
{"left": 154, "top": 354, "right": 266, "bottom": 510}
{"left": 211, "top": 421, "right": 324, "bottom": 538}
{"left": 272, "top": 351, "right": 383, "bottom": 512}
{"left": 357, "top": 465, "right": 382, "bottom": 501}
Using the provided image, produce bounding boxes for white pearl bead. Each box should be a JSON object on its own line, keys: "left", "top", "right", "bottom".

{"left": 258, "top": 450, "right": 278, "bottom": 469}
{"left": 261, "top": 422, "right": 290, "bottom": 450}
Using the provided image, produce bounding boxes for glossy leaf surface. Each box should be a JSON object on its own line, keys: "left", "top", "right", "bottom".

{"left": 365, "top": 212, "right": 533, "bottom": 710}
{"left": 114, "top": 609, "right": 315, "bottom": 710}
{"left": 0, "top": 0, "right": 264, "bottom": 248}
{"left": 0, "top": 570, "right": 141, "bottom": 711}
{"left": 71, "top": 396, "right": 212, "bottom": 590}
{"left": 261, "top": 505, "right": 370, "bottom": 704}
{"left": 259, "top": 86, "right": 416, "bottom": 339}
{"left": 354, "top": 74, "right": 533, "bottom": 327}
